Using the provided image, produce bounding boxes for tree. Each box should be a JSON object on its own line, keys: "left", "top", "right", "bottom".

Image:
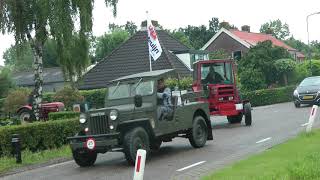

{"left": 219, "top": 21, "right": 237, "bottom": 30}
{"left": 0, "top": 0, "right": 118, "bottom": 120}
{"left": 124, "top": 21, "right": 138, "bottom": 36}
{"left": 260, "top": 19, "right": 290, "bottom": 40}
{"left": 285, "top": 36, "right": 309, "bottom": 55}
{"left": 274, "top": 58, "right": 296, "bottom": 85}
{"left": 0, "top": 68, "right": 15, "bottom": 98}
{"left": 94, "top": 30, "right": 129, "bottom": 62}
{"left": 239, "top": 41, "right": 290, "bottom": 87}
{"left": 3, "top": 39, "right": 59, "bottom": 72}
{"left": 169, "top": 30, "right": 193, "bottom": 49}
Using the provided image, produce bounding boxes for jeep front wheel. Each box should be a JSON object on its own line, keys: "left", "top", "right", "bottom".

{"left": 189, "top": 116, "right": 208, "bottom": 148}
{"left": 72, "top": 150, "right": 97, "bottom": 167}
{"left": 123, "top": 127, "right": 150, "bottom": 165}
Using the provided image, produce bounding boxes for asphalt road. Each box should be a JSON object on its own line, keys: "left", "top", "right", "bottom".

{"left": 3, "top": 102, "right": 318, "bottom": 180}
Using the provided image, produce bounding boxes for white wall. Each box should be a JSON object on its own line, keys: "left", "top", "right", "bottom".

{"left": 176, "top": 53, "right": 192, "bottom": 69}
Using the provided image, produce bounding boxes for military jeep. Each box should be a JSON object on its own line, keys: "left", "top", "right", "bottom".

{"left": 68, "top": 69, "right": 213, "bottom": 166}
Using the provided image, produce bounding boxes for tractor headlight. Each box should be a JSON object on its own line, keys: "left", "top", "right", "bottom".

{"left": 79, "top": 114, "right": 86, "bottom": 124}
{"left": 293, "top": 89, "right": 299, "bottom": 96}
{"left": 109, "top": 110, "right": 118, "bottom": 121}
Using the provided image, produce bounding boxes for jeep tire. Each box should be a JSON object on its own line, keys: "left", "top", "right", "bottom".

{"left": 123, "top": 127, "right": 150, "bottom": 165}
{"left": 244, "top": 103, "right": 252, "bottom": 126}
{"left": 189, "top": 116, "right": 208, "bottom": 148}
{"left": 72, "top": 150, "right": 97, "bottom": 167}
{"left": 227, "top": 113, "right": 243, "bottom": 124}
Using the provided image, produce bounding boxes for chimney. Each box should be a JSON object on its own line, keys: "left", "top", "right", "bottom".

{"left": 241, "top": 25, "right": 250, "bottom": 32}
{"left": 140, "top": 20, "right": 160, "bottom": 30}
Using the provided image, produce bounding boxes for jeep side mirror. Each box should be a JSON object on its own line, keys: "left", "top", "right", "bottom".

{"left": 134, "top": 95, "right": 142, "bottom": 107}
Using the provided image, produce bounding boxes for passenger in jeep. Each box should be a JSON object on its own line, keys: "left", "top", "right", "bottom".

{"left": 157, "top": 78, "right": 172, "bottom": 120}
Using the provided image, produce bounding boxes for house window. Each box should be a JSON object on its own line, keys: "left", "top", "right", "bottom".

{"left": 233, "top": 51, "right": 242, "bottom": 60}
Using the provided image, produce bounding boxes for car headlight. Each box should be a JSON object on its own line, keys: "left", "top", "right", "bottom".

{"left": 79, "top": 114, "right": 86, "bottom": 124}
{"left": 109, "top": 110, "right": 118, "bottom": 121}
{"left": 293, "top": 89, "right": 299, "bottom": 96}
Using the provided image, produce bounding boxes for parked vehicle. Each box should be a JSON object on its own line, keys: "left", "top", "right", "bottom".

{"left": 17, "top": 102, "right": 65, "bottom": 123}
{"left": 192, "top": 60, "right": 252, "bottom": 125}
{"left": 293, "top": 76, "right": 320, "bottom": 107}
{"left": 68, "top": 69, "right": 213, "bottom": 166}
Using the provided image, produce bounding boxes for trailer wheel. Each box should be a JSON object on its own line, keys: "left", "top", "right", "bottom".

{"left": 189, "top": 116, "right": 208, "bottom": 148}
{"left": 244, "top": 103, "right": 252, "bottom": 126}
{"left": 72, "top": 150, "right": 97, "bottom": 167}
{"left": 227, "top": 114, "right": 243, "bottom": 124}
{"left": 123, "top": 127, "right": 150, "bottom": 165}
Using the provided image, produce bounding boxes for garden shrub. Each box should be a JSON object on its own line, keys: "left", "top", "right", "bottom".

{"left": 3, "top": 88, "right": 31, "bottom": 113}
{"left": 48, "top": 111, "right": 80, "bottom": 121}
{"left": 53, "top": 86, "right": 84, "bottom": 110}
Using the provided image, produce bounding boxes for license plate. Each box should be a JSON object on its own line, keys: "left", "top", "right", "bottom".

{"left": 303, "top": 95, "right": 313, "bottom": 100}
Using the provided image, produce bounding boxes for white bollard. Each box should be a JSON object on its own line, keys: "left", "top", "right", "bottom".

{"left": 133, "top": 149, "right": 146, "bottom": 180}
{"left": 306, "top": 105, "right": 318, "bottom": 133}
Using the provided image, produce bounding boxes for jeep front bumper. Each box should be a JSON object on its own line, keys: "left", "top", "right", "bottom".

{"left": 67, "top": 133, "right": 120, "bottom": 151}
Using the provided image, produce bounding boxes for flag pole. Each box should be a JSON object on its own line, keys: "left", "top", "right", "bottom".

{"left": 146, "top": 11, "right": 152, "bottom": 72}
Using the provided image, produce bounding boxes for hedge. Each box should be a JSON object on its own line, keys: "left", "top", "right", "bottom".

{"left": 242, "top": 86, "right": 295, "bottom": 107}
{"left": 48, "top": 111, "right": 80, "bottom": 121}
{"left": 0, "top": 119, "right": 80, "bottom": 157}
{"left": 43, "top": 89, "right": 106, "bottom": 109}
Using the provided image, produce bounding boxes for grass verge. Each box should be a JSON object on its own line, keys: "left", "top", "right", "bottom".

{"left": 202, "top": 130, "right": 320, "bottom": 180}
{"left": 0, "top": 145, "right": 71, "bottom": 175}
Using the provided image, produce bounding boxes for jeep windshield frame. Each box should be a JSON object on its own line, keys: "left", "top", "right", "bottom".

{"left": 107, "top": 79, "right": 155, "bottom": 100}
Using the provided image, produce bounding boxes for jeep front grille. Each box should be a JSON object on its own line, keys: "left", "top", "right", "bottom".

{"left": 88, "top": 115, "right": 109, "bottom": 135}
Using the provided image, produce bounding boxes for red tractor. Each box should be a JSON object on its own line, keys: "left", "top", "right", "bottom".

{"left": 192, "top": 60, "right": 252, "bottom": 126}
{"left": 17, "top": 102, "right": 65, "bottom": 123}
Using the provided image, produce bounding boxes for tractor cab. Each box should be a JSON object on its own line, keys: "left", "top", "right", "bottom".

{"left": 192, "top": 60, "right": 252, "bottom": 126}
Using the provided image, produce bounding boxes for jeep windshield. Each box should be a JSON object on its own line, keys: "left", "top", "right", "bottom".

{"left": 108, "top": 80, "right": 154, "bottom": 100}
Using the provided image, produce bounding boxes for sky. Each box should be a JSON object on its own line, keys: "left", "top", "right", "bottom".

{"left": 0, "top": 0, "right": 320, "bottom": 66}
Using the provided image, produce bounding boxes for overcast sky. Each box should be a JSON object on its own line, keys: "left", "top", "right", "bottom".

{"left": 0, "top": 0, "right": 319, "bottom": 66}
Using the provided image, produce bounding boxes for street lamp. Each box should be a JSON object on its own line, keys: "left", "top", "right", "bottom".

{"left": 307, "top": 11, "right": 320, "bottom": 75}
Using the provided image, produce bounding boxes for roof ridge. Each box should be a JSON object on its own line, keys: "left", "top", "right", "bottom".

{"left": 161, "top": 30, "right": 191, "bottom": 50}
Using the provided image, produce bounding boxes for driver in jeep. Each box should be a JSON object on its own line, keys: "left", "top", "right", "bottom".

{"left": 204, "top": 66, "right": 224, "bottom": 84}
{"left": 157, "top": 78, "right": 173, "bottom": 120}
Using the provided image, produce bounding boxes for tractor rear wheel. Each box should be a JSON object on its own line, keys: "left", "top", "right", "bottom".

{"left": 18, "top": 109, "right": 35, "bottom": 124}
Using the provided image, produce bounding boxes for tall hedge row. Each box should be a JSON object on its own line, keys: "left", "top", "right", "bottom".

{"left": 242, "top": 86, "right": 295, "bottom": 107}
{"left": 0, "top": 119, "right": 80, "bottom": 157}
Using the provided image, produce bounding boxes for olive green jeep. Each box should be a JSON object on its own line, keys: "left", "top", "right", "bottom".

{"left": 68, "top": 69, "right": 213, "bottom": 166}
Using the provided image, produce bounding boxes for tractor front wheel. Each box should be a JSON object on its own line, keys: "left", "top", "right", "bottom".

{"left": 244, "top": 103, "right": 252, "bottom": 126}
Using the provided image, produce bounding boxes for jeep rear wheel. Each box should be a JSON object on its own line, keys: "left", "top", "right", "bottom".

{"left": 123, "top": 127, "right": 150, "bottom": 165}
{"left": 189, "top": 116, "right": 208, "bottom": 148}
{"left": 72, "top": 150, "right": 97, "bottom": 167}
{"left": 227, "top": 113, "right": 243, "bottom": 124}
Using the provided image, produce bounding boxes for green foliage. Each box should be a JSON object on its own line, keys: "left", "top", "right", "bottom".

{"left": 310, "top": 59, "right": 320, "bottom": 76}
{"left": 259, "top": 19, "right": 290, "bottom": 40}
{"left": 48, "top": 111, "right": 80, "bottom": 121}
{"left": 0, "top": 68, "right": 15, "bottom": 98}
{"left": 94, "top": 30, "right": 129, "bottom": 62}
{"left": 0, "top": 98, "right": 4, "bottom": 112}
{"left": 275, "top": 59, "right": 296, "bottom": 85}
{"left": 3, "top": 88, "right": 31, "bottom": 113}
{"left": 239, "top": 68, "right": 267, "bottom": 91}
{"left": 291, "top": 62, "right": 311, "bottom": 84}
{"left": 285, "top": 36, "right": 309, "bottom": 55}
{"left": 165, "top": 77, "right": 193, "bottom": 90}
{"left": 0, "top": 119, "right": 79, "bottom": 157}
{"left": 169, "top": 30, "right": 193, "bottom": 49}
{"left": 80, "top": 89, "right": 107, "bottom": 109}
{"left": 53, "top": 87, "right": 84, "bottom": 110}
{"left": 242, "top": 86, "right": 295, "bottom": 107}
{"left": 239, "top": 40, "right": 290, "bottom": 86}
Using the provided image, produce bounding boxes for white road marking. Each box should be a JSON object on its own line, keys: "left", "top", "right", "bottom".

{"left": 301, "top": 122, "right": 309, "bottom": 127}
{"left": 256, "top": 137, "right": 272, "bottom": 144}
{"left": 176, "top": 161, "right": 206, "bottom": 172}
{"left": 47, "top": 161, "right": 73, "bottom": 168}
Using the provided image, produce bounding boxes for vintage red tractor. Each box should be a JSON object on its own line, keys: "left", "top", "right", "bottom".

{"left": 17, "top": 102, "right": 65, "bottom": 123}
{"left": 192, "top": 59, "right": 252, "bottom": 125}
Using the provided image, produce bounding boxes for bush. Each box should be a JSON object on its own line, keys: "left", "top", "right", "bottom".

{"left": 165, "top": 77, "right": 193, "bottom": 90}
{"left": 80, "top": 89, "right": 107, "bottom": 109}
{"left": 53, "top": 87, "right": 84, "bottom": 110}
{"left": 48, "top": 111, "right": 80, "bottom": 121}
{"left": 242, "top": 86, "right": 295, "bottom": 107}
{"left": 0, "top": 119, "right": 79, "bottom": 157}
{"left": 0, "top": 98, "right": 4, "bottom": 112}
{"left": 239, "top": 68, "right": 267, "bottom": 91}
{"left": 3, "top": 88, "right": 31, "bottom": 113}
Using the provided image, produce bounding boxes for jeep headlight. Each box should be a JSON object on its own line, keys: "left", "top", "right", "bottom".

{"left": 79, "top": 114, "right": 86, "bottom": 124}
{"left": 293, "top": 89, "right": 299, "bottom": 96}
{"left": 109, "top": 110, "right": 118, "bottom": 121}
